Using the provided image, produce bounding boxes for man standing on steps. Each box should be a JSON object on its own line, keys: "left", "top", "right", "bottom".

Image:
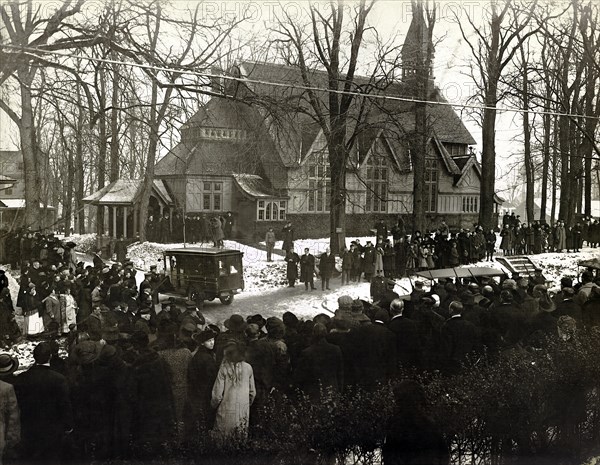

{"left": 300, "top": 248, "right": 316, "bottom": 291}
{"left": 318, "top": 248, "right": 335, "bottom": 291}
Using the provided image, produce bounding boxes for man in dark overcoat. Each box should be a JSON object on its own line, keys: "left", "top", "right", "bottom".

{"left": 440, "top": 301, "right": 481, "bottom": 375}
{"left": 294, "top": 323, "right": 343, "bottom": 401}
{"left": 318, "top": 248, "right": 336, "bottom": 291}
{"left": 300, "top": 248, "right": 316, "bottom": 291}
{"left": 285, "top": 249, "right": 300, "bottom": 287}
{"left": 13, "top": 342, "right": 74, "bottom": 462}
{"left": 388, "top": 299, "right": 421, "bottom": 370}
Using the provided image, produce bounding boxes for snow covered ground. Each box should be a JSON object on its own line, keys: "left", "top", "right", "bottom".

{"left": 2, "top": 236, "right": 598, "bottom": 372}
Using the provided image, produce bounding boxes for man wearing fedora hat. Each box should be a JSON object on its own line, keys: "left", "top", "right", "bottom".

{"left": 0, "top": 355, "right": 19, "bottom": 383}
{"left": 0, "top": 356, "right": 20, "bottom": 465}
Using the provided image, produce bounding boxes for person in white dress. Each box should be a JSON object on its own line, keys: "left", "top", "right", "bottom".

{"left": 211, "top": 342, "right": 255, "bottom": 441}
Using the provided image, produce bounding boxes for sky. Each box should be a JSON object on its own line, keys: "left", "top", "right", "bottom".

{"left": 0, "top": 0, "right": 531, "bottom": 195}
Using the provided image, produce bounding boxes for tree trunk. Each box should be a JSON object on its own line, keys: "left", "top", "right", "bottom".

{"left": 109, "top": 61, "right": 120, "bottom": 182}
{"left": 19, "top": 68, "right": 41, "bottom": 230}
{"left": 96, "top": 65, "right": 107, "bottom": 235}
{"left": 328, "top": 128, "right": 346, "bottom": 254}
{"left": 75, "top": 91, "right": 86, "bottom": 234}
{"left": 550, "top": 119, "right": 558, "bottom": 226}
{"left": 480, "top": 96, "right": 498, "bottom": 230}
{"left": 539, "top": 85, "right": 551, "bottom": 223}
{"left": 520, "top": 52, "right": 534, "bottom": 223}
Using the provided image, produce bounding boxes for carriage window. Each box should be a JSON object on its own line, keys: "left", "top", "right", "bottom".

{"left": 229, "top": 264, "right": 239, "bottom": 274}
{"left": 218, "top": 260, "right": 228, "bottom": 276}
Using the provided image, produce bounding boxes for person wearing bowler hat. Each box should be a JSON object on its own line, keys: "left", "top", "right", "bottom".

{"left": 0, "top": 354, "right": 20, "bottom": 464}
{"left": 184, "top": 329, "right": 218, "bottom": 442}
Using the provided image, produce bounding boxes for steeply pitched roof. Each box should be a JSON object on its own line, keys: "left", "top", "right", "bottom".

{"left": 236, "top": 61, "right": 476, "bottom": 146}
{"left": 156, "top": 139, "right": 266, "bottom": 177}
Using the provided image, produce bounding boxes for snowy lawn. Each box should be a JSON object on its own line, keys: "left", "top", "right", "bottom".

{"left": 2, "top": 239, "right": 598, "bottom": 373}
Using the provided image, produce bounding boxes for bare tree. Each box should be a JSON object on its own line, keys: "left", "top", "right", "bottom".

{"left": 0, "top": 0, "right": 101, "bottom": 229}
{"left": 455, "top": 0, "right": 545, "bottom": 230}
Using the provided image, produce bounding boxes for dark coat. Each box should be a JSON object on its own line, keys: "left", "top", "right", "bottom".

{"left": 186, "top": 346, "right": 218, "bottom": 433}
{"left": 327, "top": 331, "right": 356, "bottom": 385}
{"left": 441, "top": 316, "right": 481, "bottom": 374}
{"left": 71, "top": 352, "right": 134, "bottom": 460}
{"left": 246, "top": 338, "right": 277, "bottom": 399}
{"left": 582, "top": 296, "right": 600, "bottom": 329}
{"left": 14, "top": 364, "right": 74, "bottom": 461}
{"left": 347, "top": 323, "right": 396, "bottom": 388}
{"left": 285, "top": 252, "right": 300, "bottom": 281}
{"left": 300, "top": 254, "right": 315, "bottom": 282}
{"left": 295, "top": 339, "right": 344, "bottom": 401}
{"left": 554, "top": 299, "right": 583, "bottom": 322}
{"left": 388, "top": 315, "right": 421, "bottom": 369}
{"left": 318, "top": 252, "right": 336, "bottom": 278}
{"left": 130, "top": 349, "right": 177, "bottom": 447}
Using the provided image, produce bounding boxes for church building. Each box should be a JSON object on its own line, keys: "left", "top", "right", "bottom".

{"left": 154, "top": 14, "right": 501, "bottom": 241}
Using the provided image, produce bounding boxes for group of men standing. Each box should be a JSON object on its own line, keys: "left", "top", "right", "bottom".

{"left": 147, "top": 212, "right": 233, "bottom": 246}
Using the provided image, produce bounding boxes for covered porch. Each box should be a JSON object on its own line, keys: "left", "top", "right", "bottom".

{"left": 83, "top": 178, "right": 175, "bottom": 241}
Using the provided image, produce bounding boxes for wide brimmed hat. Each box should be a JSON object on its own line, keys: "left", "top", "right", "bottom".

{"left": 224, "top": 314, "right": 247, "bottom": 332}
{"left": 0, "top": 354, "right": 19, "bottom": 376}
{"left": 193, "top": 329, "right": 217, "bottom": 344}
{"left": 71, "top": 341, "right": 104, "bottom": 365}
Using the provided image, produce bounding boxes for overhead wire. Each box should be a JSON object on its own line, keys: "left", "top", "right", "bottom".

{"left": 1, "top": 43, "right": 599, "bottom": 121}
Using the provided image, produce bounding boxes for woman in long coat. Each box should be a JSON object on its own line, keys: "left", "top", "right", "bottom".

{"left": 211, "top": 343, "right": 256, "bottom": 441}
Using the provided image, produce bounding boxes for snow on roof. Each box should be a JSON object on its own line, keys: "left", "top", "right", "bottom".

{"left": 232, "top": 174, "right": 286, "bottom": 199}
{"left": 0, "top": 199, "right": 55, "bottom": 209}
{"left": 83, "top": 179, "right": 173, "bottom": 205}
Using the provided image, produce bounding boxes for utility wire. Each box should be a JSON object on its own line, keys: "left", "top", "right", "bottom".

{"left": 2, "top": 43, "right": 599, "bottom": 121}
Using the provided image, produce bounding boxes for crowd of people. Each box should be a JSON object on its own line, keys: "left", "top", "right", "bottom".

{"left": 0, "top": 250, "right": 599, "bottom": 463}
{"left": 0, "top": 216, "right": 599, "bottom": 464}
{"left": 499, "top": 212, "right": 599, "bottom": 255}
{"left": 146, "top": 211, "right": 233, "bottom": 246}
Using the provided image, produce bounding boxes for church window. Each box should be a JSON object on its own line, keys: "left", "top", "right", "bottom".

{"left": 257, "top": 200, "right": 287, "bottom": 221}
{"left": 365, "top": 151, "right": 388, "bottom": 212}
{"left": 424, "top": 158, "right": 438, "bottom": 213}
{"left": 307, "top": 151, "right": 330, "bottom": 213}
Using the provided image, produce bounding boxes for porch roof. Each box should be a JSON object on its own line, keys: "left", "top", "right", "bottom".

{"left": 82, "top": 179, "right": 174, "bottom": 206}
